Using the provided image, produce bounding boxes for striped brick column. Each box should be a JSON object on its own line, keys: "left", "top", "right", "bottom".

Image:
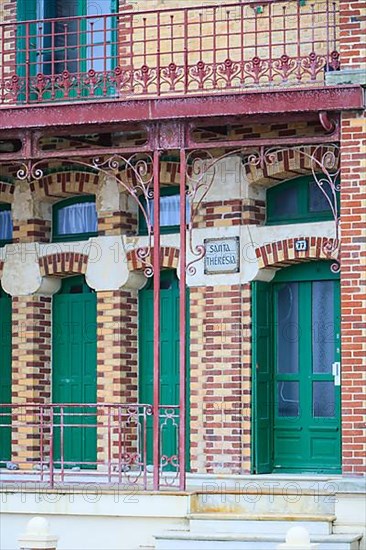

{"left": 340, "top": 112, "right": 366, "bottom": 475}
{"left": 192, "top": 199, "right": 265, "bottom": 229}
{"left": 98, "top": 211, "right": 137, "bottom": 236}
{"left": 96, "top": 290, "right": 138, "bottom": 466}
{"left": 190, "top": 284, "right": 251, "bottom": 474}
{"left": 11, "top": 296, "right": 52, "bottom": 468}
{"left": 12, "top": 219, "right": 50, "bottom": 243}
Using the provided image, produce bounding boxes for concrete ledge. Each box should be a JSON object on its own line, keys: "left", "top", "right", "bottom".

{"left": 326, "top": 69, "right": 366, "bottom": 86}
{"left": 188, "top": 514, "right": 337, "bottom": 522}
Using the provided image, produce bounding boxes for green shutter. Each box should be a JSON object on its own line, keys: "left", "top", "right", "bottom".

{"left": 252, "top": 281, "right": 273, "bottom": 473}
{"left": 0, "top": 287, "right": 11, "bottom": 464}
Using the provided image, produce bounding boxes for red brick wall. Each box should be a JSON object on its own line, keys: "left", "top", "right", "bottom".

{"left": 340, "top": 112, "right": 366, "bottom": 475}
{"left": 339, "top": 0, "right": 366, "bottom": 69}
{"left": 338, "top": 0, "right": 366, "bottom": 476}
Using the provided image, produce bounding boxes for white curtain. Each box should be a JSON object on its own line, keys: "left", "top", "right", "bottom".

{"left": 149, "top": 194, "right": 191, "bottom": 227}
{"left": 58, "top": 202, "right": 98, "bottom": 235}
{"left": 0, "top": 210, "right": 12, "bottom": 240}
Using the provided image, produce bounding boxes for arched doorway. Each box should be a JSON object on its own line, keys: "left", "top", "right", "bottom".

{"left": 0, "top": 284, "right": 11, "bottom": 464}
{"left": 52, "top": 276, "right": 97, "bottom": 468}
{"left": 139, "top": 270, "right": 190, "bottom": 469}
{"left": 253, "top": 262, "right": 341, "bottom": 474}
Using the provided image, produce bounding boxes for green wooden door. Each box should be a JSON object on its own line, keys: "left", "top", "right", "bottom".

{"left": 253, "top": 262, "right": 341, "bottom": 474}
{"left": 139, "top": 270, "right": 190, "bottom": 470}
{"left": 0, "top": 286, "right": 11, "bottom": 464}
{"left": 52, "top": 276, "right": 97, "bottom": 468}
{"left": 252, "top": 281, "right": 273, "bottom": 473}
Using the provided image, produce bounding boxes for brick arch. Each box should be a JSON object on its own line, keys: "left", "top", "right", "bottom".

{"left": 245, "top": 145, "right": 337, "bottom": 187}
{"left": 30, "top": 171, "right": 99, "bottom": 202}
{"left": 127, "top": 246, "right": 179, "bottom": 271}
{"left": 255, "top": 237, "right": 336, "bottom": 269}
{"left": 0, "top": 182, "right": 14, "bottom": 204}
{"left": 39, "top": 252, "right": 89, "bottom": 277}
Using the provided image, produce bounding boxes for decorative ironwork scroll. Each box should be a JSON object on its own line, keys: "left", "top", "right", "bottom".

{"left": 17, "top": 154, "right": 156, "bottom": 277}
{"left": 15, "top": 143, "right": 341, "bottom": 277}
{"left": 159, "top": 406, "right": 180, "bottom": 488}
{"left": 186, "top": 144, "right": 341, "bottom": 273}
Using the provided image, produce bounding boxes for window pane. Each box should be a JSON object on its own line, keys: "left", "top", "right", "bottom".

{"left": 276, "top": 283, "right": 299, "bottom": 374}
{"left": 313, "top": 381, "right": 335, "bottom": 418}
{"left": 149, "top": 195, "right": 191, "bottom": 228}
{"left": 312, "top": 281, "right": 335, "bottom": 374}
{"left": 278, "top": 381, "right": 299, "bottom": 417}
{"left": 309, "top": 180, "right": 332, "bottom": 213}
{"left": 272, "top": 186, "right": 298, "bottom": 218}
{"left": 87, "top": 43, "right": 112, "bottom": 72}
{"left": 57, "top": 202, "right": 98, "bottom": 235}
{"left": 0, "top": 210, "right": 13, "bottom": 241}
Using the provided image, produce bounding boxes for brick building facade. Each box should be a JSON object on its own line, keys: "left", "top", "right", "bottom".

{"left": 0, "top": 0, "right": 365, "bottom": 491}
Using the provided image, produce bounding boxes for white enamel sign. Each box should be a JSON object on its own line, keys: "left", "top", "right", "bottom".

{"left": 204, "top": 237, "right": 240, "bottom": 275}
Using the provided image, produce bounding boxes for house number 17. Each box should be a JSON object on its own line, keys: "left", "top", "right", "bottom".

{"left": 295, "top": 239, "right": 308, "bottom": 252}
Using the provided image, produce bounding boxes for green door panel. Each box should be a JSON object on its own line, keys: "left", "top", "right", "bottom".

{"left": 252, "top": 281, "right": 273, "bottom": 474}
{"left": 139, "top": 270, "right": 190, "bottom": 471}
{"left": 273, "top": 278, "right": 341, "bottom": 472}
{"left": 0, "top": 287, "right": 11, "bottom": 464}
{"left": 52, "top": 276, "right": 97, "bottom": 468}
{"left": 253, "top": 262, "right": 341, "bottom": 474}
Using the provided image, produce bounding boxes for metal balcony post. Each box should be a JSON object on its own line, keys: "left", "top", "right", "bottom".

{"left": 153, "top": 149, "right": 161, "bottom": 491}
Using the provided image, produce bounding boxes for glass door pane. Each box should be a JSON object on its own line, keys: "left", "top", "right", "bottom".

{"left": 275, "top": 282, "right": 301, "bottom": 419}
{"left": 277, "top": 283, "right": 299, "bottom": 374}
{"left": 313, "top": 381, "right": 335, "bottom": 417}
{"left": 312, "top": 281, "right": 335, "bottom": 374}
{"left": 278, "top": 381, "right": 299, "bottom": 417}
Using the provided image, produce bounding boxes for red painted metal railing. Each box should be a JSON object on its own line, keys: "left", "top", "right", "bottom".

{"left": 0, "top": 403, "right": 181, "bottom": 489}
{"left": 0, "top": 0, "right": 339, "bottom": 106}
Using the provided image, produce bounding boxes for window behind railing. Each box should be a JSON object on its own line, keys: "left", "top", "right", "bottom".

{"left": 0, "top": 204, "right": 12, "bottom": 247}
{"left": 16, "top": 0, "right": 118, "bottom": 96}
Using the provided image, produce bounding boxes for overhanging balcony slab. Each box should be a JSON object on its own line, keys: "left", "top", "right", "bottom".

{"left": 0, "top": 86, "right": 363, "bottom": 132}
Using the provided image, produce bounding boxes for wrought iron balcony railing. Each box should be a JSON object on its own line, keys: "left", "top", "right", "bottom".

{"left": 0, "top": 0, "right": 340, "bottom": 106}
{"left": 0, "top": 403, "right": 181, "bottom": 489}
